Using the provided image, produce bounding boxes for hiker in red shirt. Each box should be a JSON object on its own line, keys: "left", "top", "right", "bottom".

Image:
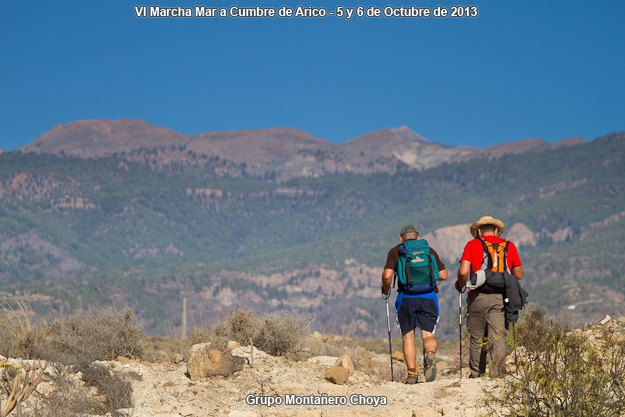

{"left": 455, "top": 216, "right": 524, "bottom": 378}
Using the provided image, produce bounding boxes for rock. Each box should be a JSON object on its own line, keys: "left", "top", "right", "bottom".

{"left": 35, "top": 381, "right": 55, "bottom": 396}
{"left": 308, "top": 356, "right": 340, "bottom": 367}
{"left": 144, "top": 350, "right": 171, "bottom": 363}
{"left": 116, "top": 356, "right": 132, "bottom": 364}
{"left": 335, "top": 354, "right": 355, "bottom": 373}
{"left": 187, "top": 348, "right": 245, "bottom": 381}
{"left": 392, "top": 350, "right": 405, "bottom": 362}
{"left": 188, "top": 342, "right": 211, "bottom": 356}
{"left": 124, "top": 371, "right": 143, "bottom": 381}
{"left": 228, "top": 340, "right": 242, "bottom": 350}
{"left": 371, "top": 353, "right": 390, "bottom": 364}
{"left": 600, "top": 315, "right": 612, "bottom": 325}
{"left": 174, "top": 353, "right": 184, "bottom": 363}
{"left": 111, "top": 409, "right": 133, "bottom": 417}
{"left": 163, "top": 381, "right": 174, "bottom": 388}
{"left": 311, "top": 331, "right": 323, "bottom": 341}
{"left": 324, "top": 366, "right": 350, "bottom": 385}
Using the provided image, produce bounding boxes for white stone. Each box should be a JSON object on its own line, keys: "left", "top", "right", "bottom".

{"left": 307, "top": 355, "right": 339, "bottom": 367}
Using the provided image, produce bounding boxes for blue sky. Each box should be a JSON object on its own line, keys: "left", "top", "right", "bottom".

{"left": 1, "top": 0, "right": 623, "bottom": 150}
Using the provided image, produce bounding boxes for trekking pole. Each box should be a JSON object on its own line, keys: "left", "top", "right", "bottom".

{"left": 458, "top": 285, "right": 466, "bottom": 380}
{"left": 383, "top": 292, "right": 394, "bottom": 382}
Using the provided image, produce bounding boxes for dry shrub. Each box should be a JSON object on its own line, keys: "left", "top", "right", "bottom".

{"left": 188, "top": 307, "right": 310, "bottom": 357}
{"left": 486, "top": 309, "right": 625, "bottom": 416}
{"left": 0, "top": 305, "right": 144, "bottom": 366}
{"left": 255, "top": 312, "right": 309, "bottom": 356}
{"left": 27, "top": 369, "right": 105, "bottom": 417}
{"left": 217, "top": 307, "right": 258, "bottom": 345}
{"left": 81, "top": 363, "right": 133, "bottom": 412}
{"left": 186, "top": 327, "right": 228, "bottom": 354}
{"left": 0, "top": 304, "right": 47, "bottom": 359}
{"left": 33, "top": 306, "right": 144, "bottom": 366}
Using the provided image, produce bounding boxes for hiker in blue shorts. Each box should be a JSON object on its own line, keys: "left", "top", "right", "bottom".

{"left": 381, "top": 225, "right": 448, "bottom": 383}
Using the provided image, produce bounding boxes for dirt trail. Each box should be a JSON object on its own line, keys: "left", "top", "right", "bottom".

{"left": 112, "top": 346, "right": 494, "bottom": 417}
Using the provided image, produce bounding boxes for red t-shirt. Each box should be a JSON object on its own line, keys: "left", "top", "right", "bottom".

{"left": 460, "top": 236, "right": 522, "bottom": 275}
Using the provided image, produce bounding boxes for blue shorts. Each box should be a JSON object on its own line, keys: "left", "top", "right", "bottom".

{"left": 395, "top": 291, "right": 439, "bottom": 335}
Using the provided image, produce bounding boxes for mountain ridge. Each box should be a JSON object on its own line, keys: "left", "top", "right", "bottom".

{"left": 19, "top": 119, "right": 593, "bottom": 180}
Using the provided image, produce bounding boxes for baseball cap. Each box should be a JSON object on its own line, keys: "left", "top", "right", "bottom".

{"left": 400, "top": 225, "right": 419, "bottom": 236}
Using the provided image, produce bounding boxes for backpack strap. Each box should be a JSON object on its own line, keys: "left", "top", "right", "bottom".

{"left": 404, "top": 257, "right": 412, "bottom": 286}
{"left": 500, "top": 240, "right": 509, "bottom": 273}
{"left": 428, "top": 257, "right": 434, "bottom": 286}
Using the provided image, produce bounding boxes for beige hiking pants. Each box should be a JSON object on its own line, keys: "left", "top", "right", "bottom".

{"left": 467, "top": 291, "right": 507, "bottom": 377}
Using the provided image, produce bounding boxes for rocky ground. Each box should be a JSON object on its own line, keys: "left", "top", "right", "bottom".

{"left": 113, "top": 346, "right": 494, "bottom": 417}
{"left": 2, "top": 340, "right": 495, "bottom": 417}
{"left": 13, "top": 314, "right": 623, "bottom": 417}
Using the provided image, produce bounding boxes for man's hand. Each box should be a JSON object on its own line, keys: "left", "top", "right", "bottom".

{"left": 381, "top": 268, "right": 394, "bottom": 298}
{"left": 456, "top": 260, "right": 470, "bottom": 293}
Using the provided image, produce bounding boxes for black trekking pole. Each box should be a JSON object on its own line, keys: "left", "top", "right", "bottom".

{"left": 383, "top": 292, "right": 394, "bottom": 382}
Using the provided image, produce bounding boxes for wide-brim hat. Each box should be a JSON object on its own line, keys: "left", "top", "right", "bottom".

{"left": 470, "top": 216, "right": 505, "bottom": 238}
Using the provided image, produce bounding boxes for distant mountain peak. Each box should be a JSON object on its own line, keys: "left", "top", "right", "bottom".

{"left": 390, "top": 126, "right": 430, "bottom": 143}
{"left": 553, "top": 137, "right": 587, "bottom": 148}
{"left": 24, "top": 119, "right": 188, "bottom": 157}
{"left": 594, "top": 132, "right": 625, "bottom": 144}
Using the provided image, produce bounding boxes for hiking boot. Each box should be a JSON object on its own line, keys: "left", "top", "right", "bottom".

{"left": 404, "top": 373, "right": 418, "bottom": 384}
{"left": 424, "top": 351, "right": 437, "bottom": 382}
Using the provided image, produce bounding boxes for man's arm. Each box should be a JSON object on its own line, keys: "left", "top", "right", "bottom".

{"left": 438, "top": 269, "right": 448, "bottom": 281}
{"left": 381, "top": 268, "right": 394, "bottom": 295}
{"left": 456, "top": 260, "right": 471, "bottom": 291}
{"left": 511, "top": 265, "right": 524, "bottom": 280}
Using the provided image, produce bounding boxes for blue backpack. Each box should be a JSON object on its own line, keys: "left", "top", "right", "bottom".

{"left": 397, "top": 239, "right": 439, "bottom": 294}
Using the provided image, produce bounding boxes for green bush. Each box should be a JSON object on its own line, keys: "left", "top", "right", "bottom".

{"left": 486, "top": 309, "right": 625, "bottom": 416}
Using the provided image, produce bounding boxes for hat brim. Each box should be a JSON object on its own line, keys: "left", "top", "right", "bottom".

{"left": 470, "top": 217, "right": 505, "bottom": 239}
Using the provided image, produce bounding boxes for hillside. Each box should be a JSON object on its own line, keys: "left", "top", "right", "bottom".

{"left": 1, "top": 129, "right": 624, "bottom": 337}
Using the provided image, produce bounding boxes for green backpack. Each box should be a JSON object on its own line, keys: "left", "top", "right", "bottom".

{"left": 397, "top": 239, "right": 439, "bottom": 294}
